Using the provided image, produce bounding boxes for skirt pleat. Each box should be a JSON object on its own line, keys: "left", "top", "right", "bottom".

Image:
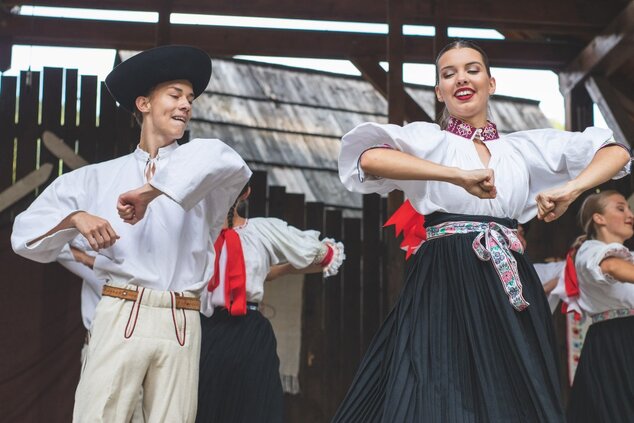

{"left": 196, "top": 308, "right": 283, "bottom": 423}
{"left": 567, "top": 315, "right": 634, "bottom": 423}
{"left": 332, "top": 213, "right": 564, "bottom": 423}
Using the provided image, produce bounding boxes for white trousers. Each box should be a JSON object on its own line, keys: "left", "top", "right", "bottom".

{"left": 73, "top": 285, "right": 200, "bottom": 423}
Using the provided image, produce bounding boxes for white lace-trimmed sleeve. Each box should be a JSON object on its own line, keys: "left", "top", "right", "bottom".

{"left": 576, "top": 240, "right": 634, "bottom": 285}
{"left": 338, "top": 121, "right": 449, "bottom": 195}
{"left": 251, "top": 217, "right": 345, "bottom": 277}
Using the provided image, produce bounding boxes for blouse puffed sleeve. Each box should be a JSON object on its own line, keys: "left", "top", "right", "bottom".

{"left": 338, "top": 121, "right": 449, "bottom": 195}
{"left": 149, "top": 138, "right": 252, "bottom": 212}
{"left": 11, "top": 170, "right": 87, "bottom": 263}
{"left": 252, "top": 218, "right": 345, "bottom": 277}
{"left": 576, "top": 240, "right": 634, "bottom": 286}
{"left": 507, "top": 127, "right": 630, "bottom": 197}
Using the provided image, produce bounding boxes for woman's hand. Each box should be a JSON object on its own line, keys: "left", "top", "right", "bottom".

{"left": 536, "top": 182, "right": 581, "bottom": 222}
{"left": 456, "top": 168, "right": 497, "bottom": 199}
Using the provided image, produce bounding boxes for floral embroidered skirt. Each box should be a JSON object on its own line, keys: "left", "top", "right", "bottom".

{"left": 332, "top": 212, "right": 564, "bottom": 423}
{"left": 567, "top": 315, "right": 634, "bottom": 423}
{"left": 196, "top": 308, "right": 283, "bottom": 423}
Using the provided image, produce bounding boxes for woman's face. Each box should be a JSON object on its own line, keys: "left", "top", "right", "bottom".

{"left": 595, "top": 194, "right": 634, "bottom": 241}
{"left": 435, "top": 47, "right": 495, "bottom": 127}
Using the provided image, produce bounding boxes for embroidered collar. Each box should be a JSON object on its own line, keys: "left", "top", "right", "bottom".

{"left": 446, "top": 116, "right": 499, "bottom": 141}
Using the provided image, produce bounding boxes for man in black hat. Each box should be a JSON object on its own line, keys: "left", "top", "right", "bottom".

{"left": 12, "top": 45, "right": 251, "bottom": 422}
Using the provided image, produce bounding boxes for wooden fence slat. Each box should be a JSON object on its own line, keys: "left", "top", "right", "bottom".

{"left": 115, "top": 106, "right": 137, "bottom": 158}
{"left": 0, "top": 76, "right": 17, "bottom": 194}
{"left": 98, "top": 81, "right": 117, "bottom": 161}
{"left": 362, "top": 194, "right": 382, "bottom": 352}
{"left": 380, "top": 196, "right": 389, "bottom": 319}
{"left": 62, "top": 69, "right": 79, "bottom": 174}
{"left": 248, "top": 170, "right": 267, "bottom": 218}
{"left": 78, "top": 75, "right": 98, "bottom": 163}
{"left": 13, "top": 70, "right": 41, "bottom": 216}
{"left": 41, "top": 67, "right": 63, "bottom": 185}
{"left": 301, "top": 201, "right": 327, "bottom": 416}
{"left": 324, "top": 208, "right": 344, "bottom": 418}
{"left": 341, "top": 217, "right": 362, "bottom": 390}
{"left": 268, "top": 185, "right": 286, "bottom": 219}
{"left": 283, "top": 192, "right": 305, "bottom": 229}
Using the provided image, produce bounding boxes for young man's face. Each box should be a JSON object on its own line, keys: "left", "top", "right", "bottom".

{"left": 139, "top": 79, "right": 194, "bottom": 140}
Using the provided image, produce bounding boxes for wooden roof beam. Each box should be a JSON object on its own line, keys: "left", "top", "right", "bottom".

{"left": 350, "top": 57, "right": 433, "bottom": 123}
{"left": 585, "top": 75, "right": 634, "bottom": 146}
{"left": 6, "top": 0, "right": 610, "bottom": 34}
{"left": 1, "top": 15, "right": 580, "bottom": 70}
{"left": 559, "top": 1, "right": 634, "bottom": 95}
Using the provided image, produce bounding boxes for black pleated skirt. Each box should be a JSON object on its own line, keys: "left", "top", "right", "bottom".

{"left": 332, "top": 212, "right": 564, "bottom": 423}
{"left": 196, "top": 307, "right": 284, "bottom": 423}
{"left": 567, "top": 315, "right": 634, "bottom": 423}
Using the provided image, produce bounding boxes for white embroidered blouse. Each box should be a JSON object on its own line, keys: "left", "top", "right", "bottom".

{"left": 339, "top": 120, "right": 629, "bottom": 223}
{"left": 574, "top": 240, "right": 634, "bottom": 314}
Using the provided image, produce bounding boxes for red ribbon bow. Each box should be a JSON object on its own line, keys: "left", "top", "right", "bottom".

{"left": 208, "top": 228, "right": 247, "bottom": 316}
{"left": 383, "top": 200, "right": 427, "bottom": 260}
{"left": 561, "top": 249, "right": 581, "bottom": 320}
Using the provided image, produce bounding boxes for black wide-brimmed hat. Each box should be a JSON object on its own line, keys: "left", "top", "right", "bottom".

{"left": 105, "top": 45, "right": 211, "bottom": 113}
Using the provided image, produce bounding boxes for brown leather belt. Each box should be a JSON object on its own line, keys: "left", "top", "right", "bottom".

{"left": 102, "top": 285, "right": 200, "bottom": 311}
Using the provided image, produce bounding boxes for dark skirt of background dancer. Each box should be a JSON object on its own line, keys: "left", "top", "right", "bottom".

{"left": 332, "top": 212, "right": 564, "bottom": 423}
{"left": 566, "top": 315, "right": 634, "bottom": 423}
{"left": 196, "top": 306, "right": 284, "bottom": 423}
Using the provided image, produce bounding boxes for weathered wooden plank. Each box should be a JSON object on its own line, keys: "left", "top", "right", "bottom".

{"left": 341, "top": 217, "right": 362, "bottom": 389}
{"left": 323, "top": 208, "right": 344, "bottom": 418}
{"left": 0, "top": 76, "right": 17, "bottom": 192}
{"left": 78, "top": 75, "right": 98, "bottom": 163}
{"left": 361, "top": 194, "right": 381, "bottom": 352}
{"left": 41, "top": 67, "right": 64, "bottom": 180}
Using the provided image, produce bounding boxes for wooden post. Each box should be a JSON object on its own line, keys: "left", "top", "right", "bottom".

{"left": 324, "top": 209, "right": 343, "bottom": 417}
{"left": 361, "top": 194, "right": 381, "bottom": 351}
{"left": 385, "top": 0, "right": 405, "bottom": 310}
{"left": 157, "top": 0, "right": 172, "bottom": 46}
{"left": 341, "top": 217, "right": 362, "bottom": 388}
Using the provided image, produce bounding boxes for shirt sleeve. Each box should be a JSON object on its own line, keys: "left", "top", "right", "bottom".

{"left": 338, "top": 121, "right": 449, "bottom": 195}
{"left": 11, "top": 171, "right": 86, "bottom": 263}
{"left": 150, "top": 138, "right": 252, "bottom": 212}
{"left": 253, "top": 218, "right": 335, "bottom": 269}
{"left": 506, "top": 127, "right": 630, "bottom": 198}
{"left": 56, "top": 244, "right": 98, "bottom": 282}
{"left": 576, "top": 241, "right": 633, "bottom": 286}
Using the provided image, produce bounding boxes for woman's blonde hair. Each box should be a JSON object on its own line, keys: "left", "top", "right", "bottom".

{"left": 577, "top": 190, "right": 621, "bottom": 240}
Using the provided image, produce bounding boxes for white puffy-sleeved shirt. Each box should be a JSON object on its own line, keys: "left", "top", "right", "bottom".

{"left": 533, "top": 261, "right": 565, "bottom": 313}
{"left": 12, "top": 139, "right": 252, "bottom": 295}
{"left": 56, "top": 236, "right": 104, "bottom": 330}
{"left": 574, "top": 240, "right": 634, "bottom": 314}
{"left": 339, "top": 119, "right": 628, "bottom": 222}
{"left": 201, "top": 217, "right": 343, "bottom": 316}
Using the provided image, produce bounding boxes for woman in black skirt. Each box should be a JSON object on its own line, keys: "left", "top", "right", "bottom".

{"left": 196, "top": 183, "right": 345, "bottom": 423}
{"left": 334, "top": 40, "right": 631, "bottom": 422}
{"left": 564, "top": 191, "right": 634, "bottom": 422}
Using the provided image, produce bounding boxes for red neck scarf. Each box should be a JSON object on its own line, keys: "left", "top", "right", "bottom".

{"left": 208, "top": 228, "right": 247, "bottom": 316}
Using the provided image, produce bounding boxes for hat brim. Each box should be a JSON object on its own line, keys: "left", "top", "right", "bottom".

{"left": 105, "top": 45, "right": 211, "bottom": 113}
